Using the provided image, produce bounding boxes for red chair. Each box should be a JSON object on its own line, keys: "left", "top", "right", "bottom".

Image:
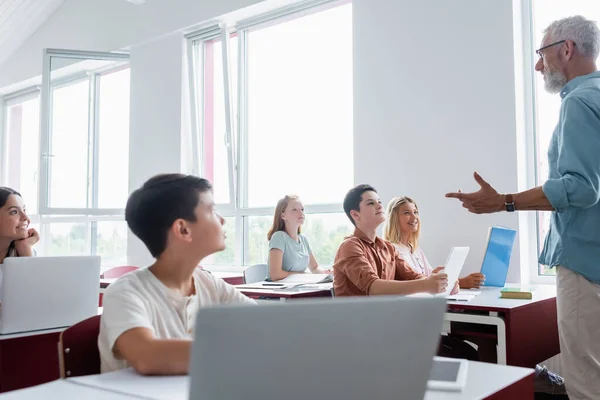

{"left": 57, "top": 315, "right": 102, "bottom": 378}
{"left": 101, "top": 266, "right": 139, "bottom": 279}
{"left": 99, "top": 266, "right": 140, "bottom": 307}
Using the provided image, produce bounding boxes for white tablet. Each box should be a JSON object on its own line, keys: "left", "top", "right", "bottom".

{"left": 427, "top": 356, "right": 469, "bottom": 392}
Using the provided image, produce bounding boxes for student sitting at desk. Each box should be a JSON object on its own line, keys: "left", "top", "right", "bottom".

{"left": 333, "top": 184, "right": 477, "bottom": 360}
{"left": 0, "top": 187, "right": 39, "bottom": 264}
{"left": 267, "top": 195, "right": 329, "bottom": 281}
{"left": 384, "top": 196, "right": 485, "bottom": 289}
{"left": 98, "top": 174, "right": 255, "bottom": 375}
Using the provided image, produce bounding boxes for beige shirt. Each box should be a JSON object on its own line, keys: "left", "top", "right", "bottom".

{"left": 333, "top": 228, "right": 424, "bottom": 296}
{"left": 98, "top": 267, "right": 255, "bottom": 373}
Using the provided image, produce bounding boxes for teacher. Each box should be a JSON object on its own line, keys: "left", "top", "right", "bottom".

{"left": 446, "top": 15, "right": 600, "bottom": 400}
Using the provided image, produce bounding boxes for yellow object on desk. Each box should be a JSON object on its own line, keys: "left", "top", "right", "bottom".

{"left": 500, "top": 287, "right": 533, "bottom": 300}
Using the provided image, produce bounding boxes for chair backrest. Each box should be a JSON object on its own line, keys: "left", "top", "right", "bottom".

{"left": 101, "top": 266, "right": 139, "bottom": 279}
{"left": 58, "top": 315, "right": 102, "bottom": 378}
{"left": 243, "top": 264, "right": 268, "bottom": 284}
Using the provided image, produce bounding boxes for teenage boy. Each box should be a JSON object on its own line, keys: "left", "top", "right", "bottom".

{"left": 98, "top": 174, "right": 254, "bottom": 375}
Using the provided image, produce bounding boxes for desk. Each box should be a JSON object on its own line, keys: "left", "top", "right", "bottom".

{"left": 100, "top": 271, "right": 244, "bottom": 289}
{"left": 446, "top": 285, "right": 559, "bottom": 367}
{"left": 0, "top": 380, "right": 133, "bottom": 399}
{"left": 236, "top": 283, "right": 333, "bottom": 301}
{"left": 425, "top": 360, "right": 533, "bottom": 400}
{"left": 0, "top": 308, "right": 103, "bottom": 393}
{"left": 0, "top": 361, "right": 532, "bottom": 400}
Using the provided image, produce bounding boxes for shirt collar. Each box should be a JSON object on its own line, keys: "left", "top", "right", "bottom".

{"left": 353, "top": 227, "right": 382, "bottom": 245}
{"left": 560, "top": 70, "right": 600, "bottom": 99}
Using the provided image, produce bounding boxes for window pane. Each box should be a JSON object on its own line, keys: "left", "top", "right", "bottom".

{"left": 96, "top": 221, "right": 128, "bottom": 270}
{"left": 47, "top": 222, "right": 89, "bottom": 256}
{"left": 247, "top": 215, "right": 271, "bottom": 266}
{"left": 49, "top": 80, "right": 90, "bottom": 208}
{"left": 246, "top": 212, "right": 351, "bottom": 266}
{"left": 300, "top": 212, "right": 352, "bottom": 266}
{"left": 97, "top": 68, "right": 130, "bottom": 209}
{"left": 531, "top": 1, "right": 600, "bottom": 275}
{"left": 201, "top": 216, "right": 236, "bottom": 265}
{"left": 203, "top": 37, "right": 238, "bottom": 204}
{"left": 5, "top": 97, "right": 40, "bottom": 213}
{"left": 246, "top": 4, "right": 353, "bottom": 207}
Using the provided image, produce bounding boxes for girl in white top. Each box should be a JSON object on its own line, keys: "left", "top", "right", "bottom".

{"left": 384, "top": 196, "right": 484, "bottom": 289}
{"left": 267, "top": 195, "right": 330, "bottom": 281}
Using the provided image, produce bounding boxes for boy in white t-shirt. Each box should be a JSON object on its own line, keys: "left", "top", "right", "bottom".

{"left": 98, "top": 174, "right": 255, "bottom": 375}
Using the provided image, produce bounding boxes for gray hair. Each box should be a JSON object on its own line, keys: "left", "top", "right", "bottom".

{"left": 544, "top": 15, "right": 600, "bottom": 59}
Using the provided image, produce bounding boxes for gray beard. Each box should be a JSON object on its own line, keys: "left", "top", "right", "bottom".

{"left": 544, "top": 69, "right": 567, "bottom": 94}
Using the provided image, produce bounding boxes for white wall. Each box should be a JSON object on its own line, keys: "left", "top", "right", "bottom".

{"left": 127, "top": 33, "right": 186, "bottom": 266}
{"left": 0, "top": 0, "right": 283, "bottom": 90}
{"left": 353, "top": 0, "right": 522, "bottom": 282}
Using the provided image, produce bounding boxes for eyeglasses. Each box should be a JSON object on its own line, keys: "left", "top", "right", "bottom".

{"left": 535, "top": 40, "right": 569, "bottom": 59}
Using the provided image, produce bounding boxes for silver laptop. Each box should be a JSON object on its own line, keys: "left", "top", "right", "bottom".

{"left": 0, "top": 256, "right": 100, "bottom": 334}
{"left": 189, "top": 296, "right": 446, "bottom": 400}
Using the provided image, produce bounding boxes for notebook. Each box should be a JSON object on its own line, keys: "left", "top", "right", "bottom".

{"left": 435, "top": 247, "right": 470, "bottom": 297}
{"left": 480, "top": 226, "right": 517, "bottom": 287}
{"left": 500, "top": 287, "right": 534, "bottom": 300}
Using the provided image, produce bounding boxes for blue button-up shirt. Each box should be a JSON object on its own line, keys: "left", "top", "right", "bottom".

{"left": 539, "top": 71, "right": 600, "bottom": 283}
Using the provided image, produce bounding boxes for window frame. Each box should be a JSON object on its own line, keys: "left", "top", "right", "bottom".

{"left": 39, "top": 48, "right": 130, "bottom": 216}
{"left": 187, "top": 0, "right": 352, "bottom": 269}
{"left": 519, "top": 0, "right": 557, "bottom": 285}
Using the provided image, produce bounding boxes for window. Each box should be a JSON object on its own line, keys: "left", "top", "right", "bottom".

{"left": 1, "top": 50, "right": 131, "bottom": 272}
{"left": 530, "top": 1, "right": 600, "bottom": 276}
{"left": 190, "top": 2, "right": 353, "bottom": 269}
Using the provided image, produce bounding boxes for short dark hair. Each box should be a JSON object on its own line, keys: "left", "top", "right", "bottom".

{"left": 0, "top": 187, "right": 21, "bottom": 209}
{"left": 343, "top": 184, "right": 377, "bottom": 226}
{"left": 125, "top": 174, "right": 212, "bottom": 258}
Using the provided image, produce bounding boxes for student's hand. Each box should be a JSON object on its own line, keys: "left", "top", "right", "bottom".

{"left": 425, "top": 272, "right": 448, "bottom": 294}
{"left": 445, "top": 172, "right": 504, "bottom": 214}
{"left": 432, "top": 266, "right": 444, "bottom": 274}
{"left": 459, "top": 273, "right": 485, "bottom": 289}
{"left": 450, "top": 280, "right": 460, "bottom": 295}
{"left": 13, "top": 228, "right": 39, "bottom": 256}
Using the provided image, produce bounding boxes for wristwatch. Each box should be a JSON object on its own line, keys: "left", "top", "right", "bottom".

{"left": 505, "top": 194, "right": 515, "bottom": 212}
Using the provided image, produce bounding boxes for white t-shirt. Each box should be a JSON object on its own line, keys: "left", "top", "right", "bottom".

{"left": 98, "top": 267, "right": 255, "bottom": 373}
{"left": 393, "top": 243, "right": 433, "bottom": 277}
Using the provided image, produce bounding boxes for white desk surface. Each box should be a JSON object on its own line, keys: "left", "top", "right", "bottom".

{"left": 450, "top": 284, "right": 556, "bottom": 310}
{"left": 425, "top": 360, "right": 533, "bottom": 399}
{"left": 0, "top": 380, "right": 134, "bottom": 399}
{"left": 68, "top": 368, "right": 188, "bottom": 400}
{"left": 65, "top": 360, "right": 532, "bottom": 400}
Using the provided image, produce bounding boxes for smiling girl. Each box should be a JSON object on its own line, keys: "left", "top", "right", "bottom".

{"left": 0, "top": 187, "right": 39, "bottom": 264}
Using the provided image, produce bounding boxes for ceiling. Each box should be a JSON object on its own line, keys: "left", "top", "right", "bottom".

{"left": 0, "top": 0, "right": 66, "bottom": 67}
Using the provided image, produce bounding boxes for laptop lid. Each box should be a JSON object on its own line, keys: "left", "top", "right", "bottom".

{"left": 0, "top": 256, "right": 100, "bottom": 334}
{"left": 480, "top": 226, "right": 517, "bottom": 287}
{"left": 189, "top": 296, "right": 446, "bottom": 400}
{"left": 435, "top": 247, "right": 470, "bottom": 297}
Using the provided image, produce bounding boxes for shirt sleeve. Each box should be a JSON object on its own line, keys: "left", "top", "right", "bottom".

{"left": 302, "top": 235, "right": 313, "bottom": 255}
{"left": 333, "top": 239, "right": 380, "bottom": 294}
{"left": 268, "top": 231, "right": 286, "bottom": 252}
{"left": 543, "top": 94, "right": 600, "bottom": 211}
{"left": 394, "top": 249, "right": 424, "bottom": 281}
{"left": 212, "top": 275, "right": 256, "bottom": 305}
{"left": 101, "top": 281, "right": 154, "bottom": 354}
{"left": 420, "top": 249, "right": 434, "bottom": 276}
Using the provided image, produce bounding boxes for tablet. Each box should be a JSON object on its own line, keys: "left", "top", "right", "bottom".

{"left": 427, "top": 357, "right": 469, "bottom": 392}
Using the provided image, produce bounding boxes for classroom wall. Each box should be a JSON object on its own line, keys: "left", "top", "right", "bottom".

{"left": 353, "top": 0, "right": 522, "bottom": 281}
{"left": 0, "top": 0, "right": 526, "bottom": 278}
